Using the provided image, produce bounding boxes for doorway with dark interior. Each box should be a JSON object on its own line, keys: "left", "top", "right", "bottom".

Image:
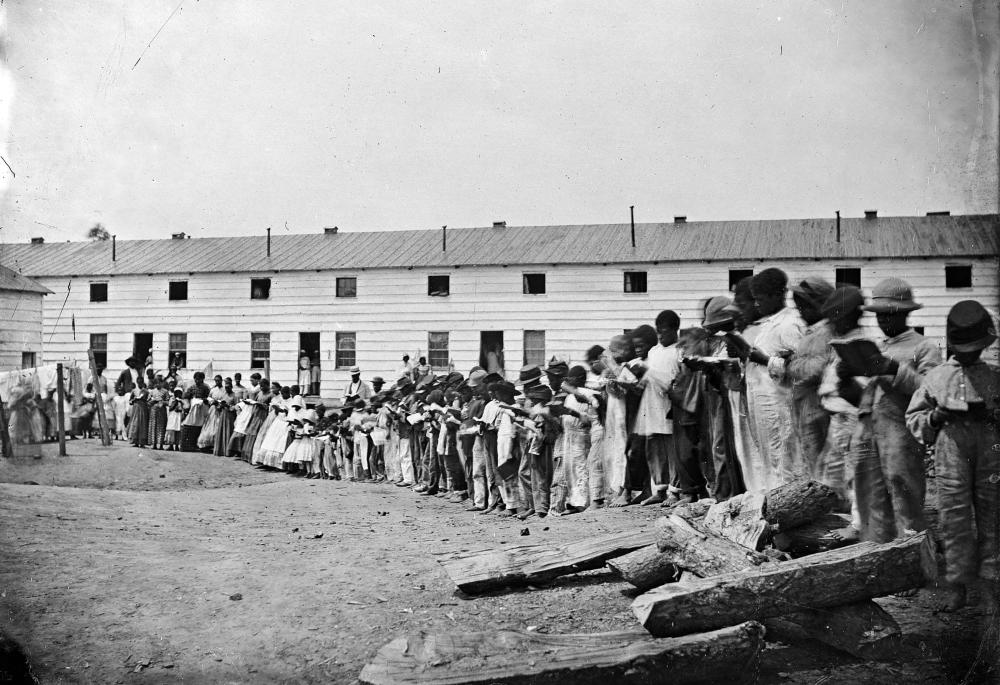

{"left": 479, "top": 331, "right": 504, "bottom": 375}
{"left": 133, "top": 333, "right": 153, "bottom": 372}
{"left": 299, "top": 332, "right": 321, "bottom": 395}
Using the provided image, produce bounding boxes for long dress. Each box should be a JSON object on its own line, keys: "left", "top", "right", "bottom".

{"left": 147, "top": 388, "right": 168, "bottom": 448}
{"left": 181, "top": 383, "right": 210, "bottom": 451}
{"left": 259, "top": 400, "right": 294, "bottom": 467}
{"left": 197, "top": 386, "right": 227, "bottom": 449}
{"left": 240, "top": 390, "right": 270, "bottom": 462}
{"left": 128, "top": 389, "right": 150, "bottom": 447}
{"left": 251, "top": 397, "right": 283, "bottom": 465}
{"left": 213, "top": 392, "right": 236, "bottom": 456}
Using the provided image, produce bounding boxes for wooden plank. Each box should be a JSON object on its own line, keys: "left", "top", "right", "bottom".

{"left": 437, "top": 529, "right": 657, "bottom": 594}
{"left": 55, "top": 363, "right": 66, "bottom": 457}
{"left": 358, "top": 621, "right": 766, "bottom": 685}
{"left": 606, "top": 544, "right": 679, "bottom": 592}
{"left": 87, "top": 349, "right": 112, "bottom": 446}
{"left": 633, "top": 531, "right": 935, "bottom": 637}
{"left": 0, "top": 396, "right": 12, "bottom": 459}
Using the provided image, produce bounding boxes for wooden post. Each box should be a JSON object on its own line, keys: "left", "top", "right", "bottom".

{"left": 88, "top": 349, "right": 112, "bottom": 446}
{"left": 55, "top": 363, "right": 67, "bottom": 456}
{"left": 0, "top": 396, "right": 13, "bottom": 459}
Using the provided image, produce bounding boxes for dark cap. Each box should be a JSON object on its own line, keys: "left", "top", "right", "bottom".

{"left": 488, "top": 380, "right": 519, "bottom": 402}
{"left": 821, "top": 285, "right": 864, "bottom": 322}
{"left": 545, "top": 359, "right": 569, "bottom": 377}
{"left": 518, "top": 364, "right": 542, "bottom": 384}
{"left": 947, "top": 300, "right": 997, "bottom": 352}
{"left": 524, "top": 384, "right": 553, "bottom": 404}
{"left": 565, "top": 365, "right": 587, "bottom": 388}
{"left": 790, "top": 276, "right": 835, "bottom": 310}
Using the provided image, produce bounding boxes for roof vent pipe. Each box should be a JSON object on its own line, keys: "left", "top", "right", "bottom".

{"left": 266, "top": 226, "right": 271, "bottom": 257}
{"left": 112, "top": 235, "right": 117, "bottom": 261}
{"left": 171, "top": 232, "right": 186, "bottom": 240}
{"left": 442, "top": 225, "right": 447, "bottom": 252}
{"left": 835, "top": 210, "right": 841, "bottom": 242}
{"left": 324, "top": 226, "right": 339, "bottom": 234}
{"left": 492, "top": 221, "right": 506, "bottom": 228}
{"left": 30, "top": 237, "right": 44, "bottom": 245}
{"left": 864, "top": 210, "right": 877, "bottom": 219}
{"left": 630, "top": 205, "right": 635, "bottom": 248}
{"left": 674, "top": 216, "right": 687, "bottom": 224}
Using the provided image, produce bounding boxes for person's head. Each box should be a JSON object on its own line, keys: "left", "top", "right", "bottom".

{"left": 349, "top": 365, "right": 361, "bottom": 380}
{"left": 155, "top": 374, "right": 165, "bottom": 388}
{"left": 125, "top": 356, "right": 138, "bottom": 369}
{"left": 418, "top": 356, "right": 427, "bottom": 366}
{"left": 270, "top": 381, "right": 281, "bottom": 394}
{"left": 790, "top": 277, "right": 835, "bottom": 326}
{"left": 655, "top": 310, "right": 681, "bottom": 347}
{"left": 193, "top": 371, "right": 206, "bottom": 384}
{"left": 608, "top": 335, "right": 634, "bottom": 364}
{"left": 402, "top": 354, "right": 410, "bottom": 363}
{"left": 750, "top": 268, "right": 788, "bottom": 317}
{"left": 822, "top": 286, "right": 865, "bottom": 336}
{"left": 564, "top": 365, "right": 587, "bottom": 389}
{"left": 234, "top": 373, "right": 242, "bottom": 384}
{"left": 291, "top": 384, "right": 300, "bottom": 396}
{"left": 85, "top": 382, "right": 93, "bottom": 393}
{"left": 544, "top": 360, "right": 568, "bottom": 391}
{"left": 701, "top": 296, "right": 735, "bottom": 334}
{"left": 524, "top": 383, "right": 553, "bottom": 410}
{"left": 224, "top": 377, "right": 233, "bottom": 391}
{"left": 864, "top": 278, "right": 922, "bottom": 338}
{"left": 146, "top": 368, "right": 155, "bottom": 380}
{"left": 630, "top": 325, "right": 657, "bottom": 360}
{"left": 585, "top": 345, "right": 605, "bottom": 375}
{"left": 315, "top": 402, "right": 326, "bottom": 419}
{"left": 250, "top": 373, "right": 261, "bottom": 386}
{"left": 96, "top": 364, "right": 105, "bottom": 376}
{"left": 173, "top": 388, "right": 183, "bottom": 398}
{"left": 730, "top": 276, "right": 759, "bottom": 328}
{"left": 372, "top": 376, "right": 385, "bottom": 392}
{"left": 947, "top": 300, "right": 996, "bottom": 366}
{"left": 280, "top": 386, "right": 291, "bottom": 399}
{"left": 214, "top": 374, "right": 223, "bottom": 387}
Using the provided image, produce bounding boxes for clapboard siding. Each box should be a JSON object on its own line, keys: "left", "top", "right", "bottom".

{"left": 33, "top": 257, "right": 999, "bottom": 393}
{"left": 0, "top": 290, "right": 45, "bottom": 370}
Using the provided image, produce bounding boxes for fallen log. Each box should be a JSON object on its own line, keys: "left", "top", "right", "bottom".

{"left": 764, "top": 600, "right": 901, "bottom": 660}
{"left": 606, "top": 544, "right": 679, "bottom": 591}
{"left": 358, "top": 621, "right": 767, "bottom": 685}
{"left": 438, "top": 529, "right": 656, "bottom": 594}
{"left": 633, "top": 531, "right": 935, "bottom": 638}
{"left": 772, "top": 513, "right": 855, "bottom": 557}
{"left": 701, "top": 480, "right": 839, "bottom": 551}
{"left": 655, "top": 513, "right": 770, "bottom": 575}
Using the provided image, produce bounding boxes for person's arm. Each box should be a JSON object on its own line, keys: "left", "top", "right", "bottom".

{"left": 906, "top": 376, "right": 949, "bottom": 445}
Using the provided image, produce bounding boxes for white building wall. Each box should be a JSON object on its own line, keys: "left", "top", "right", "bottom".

{"left": 0, "top": 290, "right": 44, "bottom": 370}
{"left": 33, "top": 256, "right": 1000, "bottom": 395}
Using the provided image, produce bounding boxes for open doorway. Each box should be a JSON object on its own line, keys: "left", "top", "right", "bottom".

{"left": 298, "top": 332, "right": 321, "bottom": 395}
{"left": 133, "top": 333, "right": 153, "bottom": 370}
{"left": 479, "top": 331, "right": 504, "bottom": 374}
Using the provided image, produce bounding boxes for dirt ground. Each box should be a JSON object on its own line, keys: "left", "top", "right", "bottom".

{"left": 0, "top": 440, "right": 996, "bottom": 684}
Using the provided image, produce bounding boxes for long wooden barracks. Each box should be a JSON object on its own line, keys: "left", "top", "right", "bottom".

{"left": 1, "top": 212, "right": 997, "bottom": 394}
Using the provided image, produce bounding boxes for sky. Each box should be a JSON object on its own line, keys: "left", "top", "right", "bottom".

{"left": 0, "top": 1, "right": 996, "bottom": 243}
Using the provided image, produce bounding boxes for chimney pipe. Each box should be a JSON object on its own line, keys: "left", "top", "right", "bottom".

{"left": 492, "top": 221, "right": 506, "bottom": 228}
{"left": 674, "top": 216, "right": 687, "bottom": 224}
{"left": 926, "top": 211, "right": 950, "bottom": 216}
{"left": 835, "top": 210, "right": 840, "bottom": 243}
{"left": 442, "top": 225, "right": 447, "bottom": 252}
{"left": 30, "top": 237, "right": 44, "bottom": 245}
{"left": 112, "top": 235, "right": 117, "bottom": 261}
{"left": 864, "top": 210, "right": 877, "bottom": 219}
{"left": 323, "top": 226, "right": 339, "bottom": 235}
{"left": 630, "top": 205, "right": 635, "bottom": 249}
{"left": 266, "top": 226, "right": 271, "bottom": 257}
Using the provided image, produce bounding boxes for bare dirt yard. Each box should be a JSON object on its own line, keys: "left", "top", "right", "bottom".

{"left": 0, "top": 440, "right": 996, "bottom": 684}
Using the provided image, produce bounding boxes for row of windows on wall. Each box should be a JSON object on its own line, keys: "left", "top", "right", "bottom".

{"left": 87, "top": 265, "right": 977, "bottom": 303}
{"left": 84, "top": 331, "right": 549, "bottom": 375}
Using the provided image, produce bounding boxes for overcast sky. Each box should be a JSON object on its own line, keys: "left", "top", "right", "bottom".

{"left": 0, "top": 1, "right": 996, "bottom": 243}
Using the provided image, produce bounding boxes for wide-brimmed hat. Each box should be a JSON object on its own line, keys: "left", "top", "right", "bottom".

{"left": 467, "top": 369, "right": 488, "bottom": 388}
{"left": 349, "top": 366, "right": 361, "bottom": 374}
{"left": 443, "top": 371, "right": 464, "bottom": 388}
{"left": 863, "top": 278, "right": 923, "bottom": 314}
{"left": 790, "top": 276, "right": 835, "bottom": 311}
{"left": 947, "top": 300, "right": 997, "bottom": 352}
{"left": 481, "top": 372, "right": 505, "bottom": 386}
{"left": 488, "top": 380, "right": 520, "bottom": 402}
{"left": 371, "top": 376, "right": 385, "bottom": 384}
{"left": 518, "top": 364, "right": 542, "bottom": 385}
{"left": 822, "top": 285, "right": 865, "bottom": 322}
{"left": 702, "top": 295, "right": 734, "bottom": 330}
{"left": 524, "top": 384, "right": 553, "bottom": 404}
{"left": 290, "top": 395, "right": 304, "bottom": 408}
{"left": 545, "top": 359, "right": 569, "bottom": 377}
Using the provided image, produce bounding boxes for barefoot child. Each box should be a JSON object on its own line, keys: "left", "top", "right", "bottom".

{"left": 906, "top": 300, "right": 999, "bottom": 613}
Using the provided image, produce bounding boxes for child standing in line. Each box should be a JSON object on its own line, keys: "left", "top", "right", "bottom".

{"left": 164, "top": 388, "right": 184, "bottom": 451}
{"left": 112, "top": 389, "right": 129, "bottom": 440}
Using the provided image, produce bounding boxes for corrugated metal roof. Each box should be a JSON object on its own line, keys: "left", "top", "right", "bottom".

{"left": 1, "top": 215, "right": 996, "bottom": 278}
{"left": 0, "top": 264, "right": 52, "bottom": 294}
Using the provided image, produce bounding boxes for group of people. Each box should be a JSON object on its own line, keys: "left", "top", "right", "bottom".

{"left": 104, "top": 269, "right": 998, "bottom": 615}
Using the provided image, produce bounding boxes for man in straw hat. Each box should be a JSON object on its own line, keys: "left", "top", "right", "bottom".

{"left": 842, "top": 277, "right": 940, "bottom": 545}
{"left": 907, "top": 299, "right": 998, "bottom": 613}
{"left": 343, "top": 366, "right": 373, "bottom": 406}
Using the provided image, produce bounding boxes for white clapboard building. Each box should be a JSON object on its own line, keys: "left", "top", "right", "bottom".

{"left": 1, "top": 213, "right": 997, "bottom": 395}
{"left": 0, "top": 264, "right": 51, "bottom": 371}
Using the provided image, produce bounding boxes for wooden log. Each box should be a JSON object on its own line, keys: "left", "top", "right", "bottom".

{"left": 55, "top": 363, "right": 67, "bottom": 457}
{"left": 606, "top": 544, "right": 679, "bottom": 591}
{"left": 655, "top": 514, "right": 770, "bottom": 575}
{"left": 772, "top": 513, "right": 855, "bottom": 557}
{"left": 702, "top": 493, "right": 771, "bottom": 551}
{"left": 87, "top": 349, "right": 113, "bottom": 447}
{"left": 765, "top": 479, "right": 839, "bottom": 530}
{"left": 358, "top": 621, "right": 767, "bottom": 685}
{"left": 764, "top": 600, "right": 901, "bottom": 660}
{"left": 437, "top": 529, "right": 657, "bottom": 594}
{"left": 632, "top": 531, "right": 935, "bottom": 637}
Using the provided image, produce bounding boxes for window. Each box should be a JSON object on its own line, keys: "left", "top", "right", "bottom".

{"left": 835, "top": 267, "right": 861, "bottom": 288}
{"left": 90, "top": 333, "right": 107, "bottom": 369}
{"left": 945, "top": 265, "right": 972, "bottom": 289}
{"left": 336, "top": 277, "right": 357, "bottom": 298}
{"left": 523, "top": 330, "right": 546, "bottom": 366}
{"left": 523, "top": 273, "right": 546, "bottom": 295}
{"left": 624, "top": 271, "right": 647, "bottom": 293}
{"left": 168, "top": 280, "right": 188, "bottom": 301}
{"left": 251, "top": 278, "right": 271, "bottom": 300}
{"left": 428, "top": 275, "right": 450, "bottom": 297}
{"left": 428, "top": 332, "right": 450, "bottom": 371}
{"left": 21, "top": 352, "right": 36, "bottom": 369}
{"left": 728, "top": 269, "right": 754, "bottom": 292}
{"left": 90, "top": 282, "right": 108, "bottom": 302}
{"left": 250, "top": 332, "right": 270, "bottom": 369}
{"left": 335, "top": 332, "right": 356, "bottom": 368}
{"left": 169, "top": 333, "right": 188, "bottom": 368}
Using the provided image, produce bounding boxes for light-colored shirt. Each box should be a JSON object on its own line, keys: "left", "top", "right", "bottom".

{"left": 634, "top": 343, "right": 681, "bottom": 436}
